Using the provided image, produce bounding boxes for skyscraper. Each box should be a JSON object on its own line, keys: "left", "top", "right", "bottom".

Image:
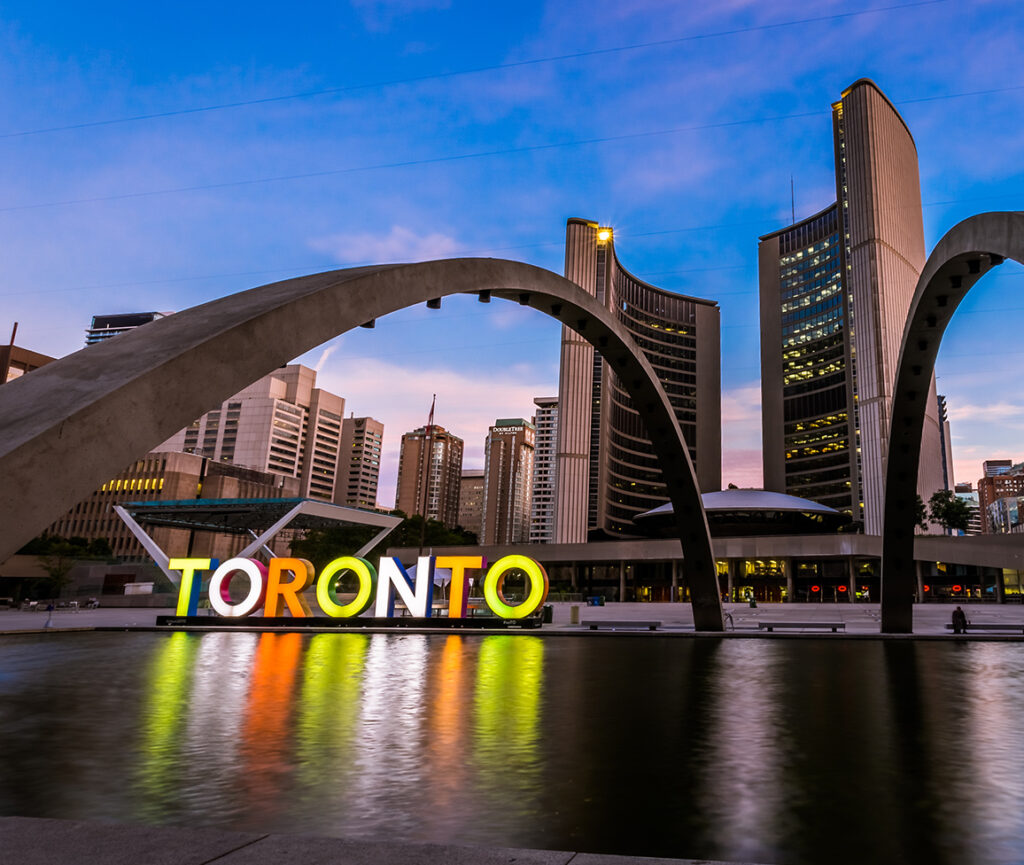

{"left": 458, "top": 469, "right": 485, "bottom": 538}
{"left": 336, "top": 416, "right": 384, "bottom": 509}
{"left": 529, "top": 396, "right": 558, "bottom": 543}
{"left": 759, "top": 79, "right": 945, "bottom": 533}
{"left": 395, "top": 424, "right": 464, "bottom": 527}
{"left": 85, "top": 312, "right": 172, "bottom": 345}
{"left": 159, "top": 364, "right": 345, "bottom": 501}
{"left": 555, "top": 219, "right": 721, "bottom": 542}
{"left": 482, "top": 418, "right": 535, "bottom": 545}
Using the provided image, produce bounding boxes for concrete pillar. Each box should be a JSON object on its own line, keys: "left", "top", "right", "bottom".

{"left": 996, "top": 569, "right": 1005, "bottom": 604}
{"left": 671, "top": 559, "right": 679, "bottom": 602}
{"left": 783, "top": 557, "right": 793, "bottom": 603}
{"left": 915, "top": 560, "right": 925, "bottom": 604}
{"left": 619, "top": 560, "right": 626, "bottom": 603}
{"left": 727, "top": 559, "right": 735, "bottom": 603}
{"left": 570, "top": 562, "right": 578, "bottom": 592}
{"left": 848, "top": 557, "right": 857, "bottom": 599}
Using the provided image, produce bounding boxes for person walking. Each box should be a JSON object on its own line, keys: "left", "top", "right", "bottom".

{"left": 952, "top": 605, "right": 968, "bottom": 635}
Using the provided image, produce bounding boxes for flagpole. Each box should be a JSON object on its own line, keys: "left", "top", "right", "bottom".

{"left": 418, "top": 394, "right": 436, "bottom": 555}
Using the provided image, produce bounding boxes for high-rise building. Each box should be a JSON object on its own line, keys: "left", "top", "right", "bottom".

{"left": 85, "top": 312, "right": 172, "bottom": 345}
{"left": 395, "top": 424, "right": 464, "bottom": 527}
{"left": 555, "top": 220, "right": 722, "bottom": 542}
{"left": 954, "top": 483, "right": 982, "bottom": 536}
{"left": 977, "top": 460, "right": 1024, "bottom": 533}
{"left": 529, "top": 396, "right": 558, "bottom": 543}
{"left": 458, "top": 469, "right": 485, "bottom": 538}
{"left": 482, "top": 418, "right": 535, "bottom": 545}
{"left": 759, "top": 79, "right": 945, "bottom": 533}
{"left": 336, "top": 416, "right": 384, "bottom": 509}
{"left": 159, "top": 364, "right": 345, "bottom": 501}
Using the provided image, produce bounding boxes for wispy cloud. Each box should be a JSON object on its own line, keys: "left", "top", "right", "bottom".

{"left": 721, "top": 381, "right": 762, "bottom": 488}
{"left": 350, "top": 0, "right": 451, "bottom": 32}
{"left": 309, "top": 225, "right": 461, "bottom": 265}
{"left": 315, "top": 354, "right": 552, "bottom": 507}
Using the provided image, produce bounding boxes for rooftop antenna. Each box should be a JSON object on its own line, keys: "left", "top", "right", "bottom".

{"left": 791, "top": 175, "right": 796, "bottom": 224}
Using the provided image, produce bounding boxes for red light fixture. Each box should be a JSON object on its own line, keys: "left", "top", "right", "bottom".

{"left": 837, "top": 585, "right": 847, "bottom": 592}
{"left": 924, "top": 584, "right": 930, "bottom": 592}
{"left": 952, "top": 584, "right": 962, "bottom": 593}
{"left": 811, "top": 585, "right": 820, "bottom": 593}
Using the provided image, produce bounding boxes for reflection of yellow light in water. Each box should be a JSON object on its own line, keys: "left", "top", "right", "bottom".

{"left": 295, "top": 633, "right": 370, "bottom": 790}
{"left": 137, "top": 632, "right": 199, "bottom": 813}
{"left": 473, "top": 635, "right": 544, "bottom": 804}
{"left": 428, "top": 636, "right": 468, "bottom": 807}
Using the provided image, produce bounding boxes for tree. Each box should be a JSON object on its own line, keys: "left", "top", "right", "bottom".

{"left": 928, "top": 489, "right": 972, "bottom": 534}
{"left": 291, "top": 512, "right": 477, "bottom": 572}
{"left": 915, "top": 495, "right": 929, "bottom": 533}
{"left": 18, "top": 533, "right": 114, "bottom": 599}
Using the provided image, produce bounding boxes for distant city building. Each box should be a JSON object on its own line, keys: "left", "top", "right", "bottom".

{"left": 953, "top": 483, "right": 982, "bottom": 536}
{"left": 555, "top": 219, "right": 721, "bottom": 542}
{"left": 0, "top": 344, "right": 54, "bottom": 383}
{"left": 395, "top": 424, "right": 464, "bottom": 527}
{"left": 530, "top": 396, "right": 558, "bottom": 543}
{"left": 458, "top": 469, "right": 485, "bottom": 538}
{"left": 983, "top": 459, "right": 1013, "bottom": 477}
{"left": 759, "top": 79, "right": 945, "bottom": 532}
{"left": 86, "top": 311, "right": 172, "bottom": 345}
{"left": 482, "top": 418, "right": 535, "bottom": 545}
{"left": 47, "top": 451, "right": 299, "bottom": 562}
{"left": 336, "top": 416, "right": 384, "bottom": 509}
{"left": 977, "top": 461, "right": 1024, "bottom": 533}
{"left": 988, "top": 495, "right": 1024, "bottom": 535}
{"left": 159, "top": 364, "right": 345, "bottom": 501}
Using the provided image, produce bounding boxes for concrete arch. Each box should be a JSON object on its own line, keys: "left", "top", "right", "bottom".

{"left": 882, "top": 212, "right": 1024, "bottom": 633}
{"left": 0, "top": 258, "right": 724, "bottom": 630}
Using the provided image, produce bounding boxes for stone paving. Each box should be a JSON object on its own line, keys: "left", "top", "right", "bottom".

{"left": 1, "top": 599, "right": 1022, "bottom": 636}
{"left": 0, "top": 817, "right": 743, "bottom": 865}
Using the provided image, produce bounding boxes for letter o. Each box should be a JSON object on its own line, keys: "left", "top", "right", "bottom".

{"left": 483, "top": 555, "right": 549, "bottom": 619}
{"left": 208, "top": 558, "right": 267, "bottom": 618}
{"left": 316, "top": 556, "right": 377, "bottom": 618}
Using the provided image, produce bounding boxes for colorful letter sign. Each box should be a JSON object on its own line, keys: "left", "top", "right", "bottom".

{"left": 169, "top": 554, "right": 549, "bottom": 621}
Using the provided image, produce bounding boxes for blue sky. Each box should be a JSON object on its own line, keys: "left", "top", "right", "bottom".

{"left": 2, "top": 0, "right": 1022, "bottom": 505}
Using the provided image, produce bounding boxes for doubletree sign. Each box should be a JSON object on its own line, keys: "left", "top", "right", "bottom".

{"left": 170, "top": 554, "right": 549, "bottom": 620}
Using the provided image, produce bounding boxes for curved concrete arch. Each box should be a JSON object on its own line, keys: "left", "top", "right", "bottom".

{"left": 881, "top": 212, "right": 1024, "bottom": 633}
{"left": 0, "top": 258, "right": 725, "bottom": 630}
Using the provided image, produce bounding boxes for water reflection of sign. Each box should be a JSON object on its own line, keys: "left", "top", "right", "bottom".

{"left": 169, "top": 554, "right": 548, "bottom": 621}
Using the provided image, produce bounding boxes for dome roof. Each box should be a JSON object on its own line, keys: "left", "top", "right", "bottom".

{"left": 636, "top": 488, "right": 841, "bottom": 519}
{"left": 634, "top": 489, "right": 848, "bottom": 536}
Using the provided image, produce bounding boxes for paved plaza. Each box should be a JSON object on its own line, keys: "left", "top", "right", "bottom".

{"left": 1, "top": 599, "right": 1021, "bottom": 637}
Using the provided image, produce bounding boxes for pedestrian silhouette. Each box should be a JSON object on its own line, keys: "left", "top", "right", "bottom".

{"left": 952, "top": 605, "right": 967, "bottom": 635}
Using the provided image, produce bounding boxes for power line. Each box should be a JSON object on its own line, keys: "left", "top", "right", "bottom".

{"left": 0, "top": 112, "right": 824, "bottom": 213}
{"left": 0, "top": 0, "right": 948, "bottom": 141}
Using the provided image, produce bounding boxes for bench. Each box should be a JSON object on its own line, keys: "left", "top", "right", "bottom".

{"left": 944, "top": 623, "right": 1024, "bottom": 633}
{"left": 757, "top": 621, "right": 846, "bottom": 632}
{"left": 583, "top": 620, "right": 661, "bottom": 631}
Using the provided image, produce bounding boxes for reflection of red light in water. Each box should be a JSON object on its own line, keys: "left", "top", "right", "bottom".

{"left": 837, "top": 585, "right": 847, "bottom": 592}
{"left": 241, "top": 633, "right": 303, "bottom": 806}
{"left": 953, "top": 585, "right": 962, "bottom": 593}
{"left": 811, "top": 585, "right": 820, "bottom": 593}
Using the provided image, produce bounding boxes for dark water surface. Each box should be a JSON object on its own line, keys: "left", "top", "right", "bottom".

{"left": 1, "top": 631, "right": 1022, "bottom": 864}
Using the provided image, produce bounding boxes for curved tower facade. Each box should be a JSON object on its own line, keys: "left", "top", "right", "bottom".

{"left": 760, "top": 79, "right": 945, "bottom": 532}
{"left": 555, "top": 219, "right": 721, "bottom": 541}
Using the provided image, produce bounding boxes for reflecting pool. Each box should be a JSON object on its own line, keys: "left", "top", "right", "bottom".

{"left": 2, "top": 631, "right": 1023, "bottom": 864}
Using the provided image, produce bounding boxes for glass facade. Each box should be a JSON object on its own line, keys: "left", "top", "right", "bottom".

{"left": 776, "top": 206, "right": 858, "bottom": 515}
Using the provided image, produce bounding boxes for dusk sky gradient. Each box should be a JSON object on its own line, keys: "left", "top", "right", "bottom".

{"left": 2, "top": 0, "right": 1022, "bottom": 507}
